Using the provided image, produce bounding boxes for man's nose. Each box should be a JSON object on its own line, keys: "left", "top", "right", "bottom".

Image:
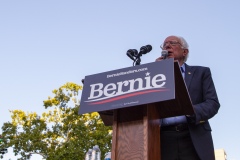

{"left": 165, "top": 43, "right": 171, "bottom": 49}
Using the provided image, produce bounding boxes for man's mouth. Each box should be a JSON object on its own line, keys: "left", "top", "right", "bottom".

{"left": 167, "top": 51, "right": 173, "bottom": 56}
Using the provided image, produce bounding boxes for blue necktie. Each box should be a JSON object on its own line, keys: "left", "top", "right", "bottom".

{"left": 180, "top": 66, "right": 184, "bottom": 73}
{"left": 180, "top": 66, "right": 185, "bottom": 78}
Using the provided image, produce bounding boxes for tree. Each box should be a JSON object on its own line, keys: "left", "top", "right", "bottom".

{"left": 0, "top": 135, "right": 8, "bottom": 158}
{"left": 1, "top": 82, "right": 112, "bottom": 160}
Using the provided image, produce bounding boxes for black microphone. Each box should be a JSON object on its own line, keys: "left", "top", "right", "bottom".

{"left": 139, "top": 45, "right": 152, "bottom": 55}
{"left": 126, "top": 49, "right": 138, "bottom": 61}
{"left": 161, "top": 50, "right": 168, "bottom": 59}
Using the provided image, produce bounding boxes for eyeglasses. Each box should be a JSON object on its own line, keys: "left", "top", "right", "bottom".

{"left": 160, "top": 41, "right": 182, "bottom": 49}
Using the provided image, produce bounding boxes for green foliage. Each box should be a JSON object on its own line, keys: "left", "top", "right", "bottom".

{"left": 0, "top": 135, "right": 6, "bottom": 157}
{"left": 1, "top": 82, "right": 112, "bottom": 160}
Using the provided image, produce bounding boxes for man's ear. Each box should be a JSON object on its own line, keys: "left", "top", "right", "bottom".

{"left": 183, "top": 49, "right": 189, "bottom": 56}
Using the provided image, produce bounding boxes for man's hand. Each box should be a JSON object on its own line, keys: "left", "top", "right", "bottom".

{"left": 155, "top": 56, "right": 164, "bottom": 62}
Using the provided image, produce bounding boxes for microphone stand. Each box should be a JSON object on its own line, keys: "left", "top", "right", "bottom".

{"left": 134, "top": 53, "right": 142, "bottom": 66}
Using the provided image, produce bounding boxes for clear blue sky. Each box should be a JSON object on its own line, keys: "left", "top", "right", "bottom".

{"left": 1, "top": 1, "right": 239, "bottom": 159}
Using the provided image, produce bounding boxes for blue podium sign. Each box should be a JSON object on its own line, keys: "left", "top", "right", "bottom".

{"left": 79, "top": 58, "right": 175, "bottom": 114}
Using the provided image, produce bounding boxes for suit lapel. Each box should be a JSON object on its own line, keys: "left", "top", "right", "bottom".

{"left": 184, "top": 63, "right": 194, "bottom": 89}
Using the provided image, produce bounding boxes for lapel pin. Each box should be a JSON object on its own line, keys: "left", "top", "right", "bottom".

{"left": 188, "top": 72, "right": 191, "bottom": 74}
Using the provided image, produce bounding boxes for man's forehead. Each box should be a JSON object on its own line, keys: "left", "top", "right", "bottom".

{"left": 164, "top": 36, "right": 179, "bottom": 42}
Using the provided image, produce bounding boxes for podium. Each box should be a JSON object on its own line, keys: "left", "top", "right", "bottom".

{"left": 79, "top": 59, "right": 194, "bottom": 160}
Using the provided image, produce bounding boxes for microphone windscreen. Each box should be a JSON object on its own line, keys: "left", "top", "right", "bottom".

{"left": 161, "top": 50, "right": 168, "bottom": 59}
{"left": 140, "top": 45, "right": 152, "bottom": 54}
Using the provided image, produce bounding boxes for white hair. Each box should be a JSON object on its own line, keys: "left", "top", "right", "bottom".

{"left": 177, "top": 36, "right": 189, "bottom": 62}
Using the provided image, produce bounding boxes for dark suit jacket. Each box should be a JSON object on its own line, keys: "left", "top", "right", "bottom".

{"left": 184, "top": 63, "right": 220, "bottom": 160}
